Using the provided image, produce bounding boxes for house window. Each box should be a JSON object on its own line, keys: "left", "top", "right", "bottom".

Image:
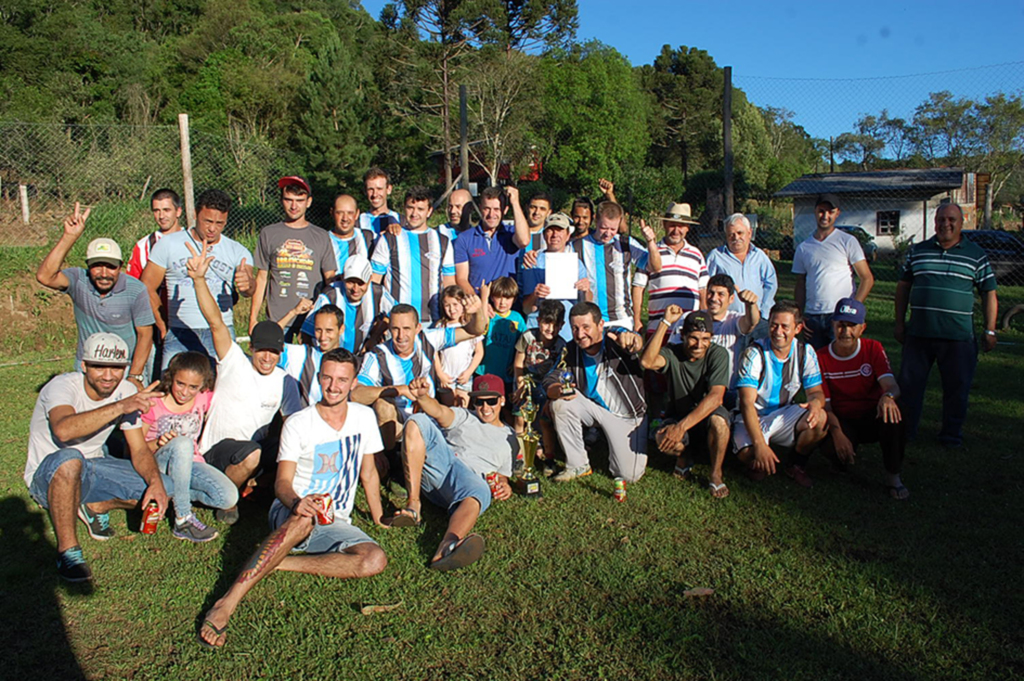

{"left": 877, "top": 210, "right": 900, "bottom": 236}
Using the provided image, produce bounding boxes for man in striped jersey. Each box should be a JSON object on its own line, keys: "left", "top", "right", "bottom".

{"left": 277, "top": 305, "right": 344, "bottom": 418}
{"left": 128, "top": 189, "right": 183, "bottom": 279}
{"left": 360, "top": 167, "right": 401, "bottom": 235}
{"left": 577, "top": 201, "right": 662, "bottom": 331}
{"left": 438, "top": 188, "right": 473, "bottom": 243}
{"left": 300, "top": 255, "right": 393, "bottom": 353}
{"left": 894, "top": 203, "right": 998, "bottom": 449}
{"left": 523, "top": 192, "right": 553, "bottom": 254}
{"left": 327, "top": 194, "right": 375, "bottom": 274}
{"left": 370, "top": 186, "right": 456, "bottom": 324}
{"left": 633, "top": 203, "right": 708, "bottom": 336}
{"left": 352, "top": 295, "right": 488, "bottom": 453}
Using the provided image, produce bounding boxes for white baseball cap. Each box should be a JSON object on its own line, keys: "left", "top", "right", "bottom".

{"left": 82, "top": 332, "right": 130, "bottom": 366}
{"left": 343, "top": 254, "right": 372, "bottom": 283}
{"left": 85, "top": 238, "right": 123, "bottom": 266}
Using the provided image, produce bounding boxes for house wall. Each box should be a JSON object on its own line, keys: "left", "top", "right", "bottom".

{"left": 793, "top": 194, "right": 955, "bottom": 252}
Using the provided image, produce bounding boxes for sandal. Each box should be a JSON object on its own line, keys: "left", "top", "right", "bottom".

{"left": 886, "top": 484, "right": 910, "bottom": 501}
{"left": 430, "top": 533, "right": 485, "bottom": 572}
{"left": 197, "top": 619, "right": 227, "bottom": 650}
{"left": 673, "top": 464, "right": 693, "bottom": 481}
{"left": 707, "top": 482, "right": 730, "bottom": 499}
{"left": 389, "top": 507, "right": 420, "bottom": 527}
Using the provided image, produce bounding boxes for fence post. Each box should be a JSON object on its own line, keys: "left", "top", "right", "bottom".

{"left": 19, "top": 184, "right": 30, "bottom": 224}
{"left": 178, "top": 113, "right": 196, "bottom": 228}
{"left": 459, "top": 85, "right": 470, "bottom": 192}
{"left": 723, "top": 66, "right": 734, "bottom": 216}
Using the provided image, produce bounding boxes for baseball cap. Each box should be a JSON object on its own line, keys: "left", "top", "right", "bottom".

{"left": 681, "top": 310, "right": 715, "bottom": 335}
{"left": 278, "top": 176, "right": 311, "bottom": 194}
{"left": 832, "top": 297, "right": 866, "bottom": 324}
{"left": 469, "top": 374, "right": 505, "bottom": 399}
{"left": 82, "top": 332, "right": 130, "bottom": 366}
{"left": 343, "top": 254, "right": 372, "bottom": 283}
{"left": 250, "top": 321, "right": 284, "bottom": 353}
{"left": 85, "top": 238, "right": 123, "bottom": 266}
{"left": 544, "top": 212, "right": 574, "bottom": 235}
{"left": 815, "top": 193, "right": 841, "bottom": 210}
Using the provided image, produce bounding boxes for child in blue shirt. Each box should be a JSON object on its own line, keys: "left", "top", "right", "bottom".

{"left": 480, "top": 276, "right": 524, "bottom": 392}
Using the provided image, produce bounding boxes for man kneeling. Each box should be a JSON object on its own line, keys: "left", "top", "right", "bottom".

{"left": 198, "top": 348, "right": 387, "bottom": 649}
{"left": 394, "top": 374, "right": 515, "bottom": 571}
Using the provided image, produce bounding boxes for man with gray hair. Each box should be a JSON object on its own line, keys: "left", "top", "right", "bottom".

{"left": 706, "top": 213, "right": 777, "bottom": 336}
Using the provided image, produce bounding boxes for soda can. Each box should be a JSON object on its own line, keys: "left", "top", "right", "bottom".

{"left": 141, "top": 500, "right": 161, "bottom": 534}
{"left": 613, "top": 477, "right": 627, "bottom": 503}
{"left": 486, "top": 472, "right": 500, "bottom": 497}
{"left": 314, "top": 495, "right": 335, "bottom": 525}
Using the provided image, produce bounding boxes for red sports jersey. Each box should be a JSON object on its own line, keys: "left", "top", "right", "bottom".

{"left": 816, "top": 338, "right": 893, "bottom": 419}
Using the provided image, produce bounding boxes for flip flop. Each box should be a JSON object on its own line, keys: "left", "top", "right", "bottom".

{"left": 673, "top": 464, "right": 693, "bottom": 481}
{"left": 430, "top": 533, "right": 485, "bottom": 572}
{"left": 707, "top": 482, "right": 730, "bottom": 499}
{"left": 886, "top": 484, "right": 910, "bottom": 501}
{"left": 389, "top": 507, "right": 420, "bottom": 528}
{"left": 197, "top": 619, "right": 227, "bottom": 650}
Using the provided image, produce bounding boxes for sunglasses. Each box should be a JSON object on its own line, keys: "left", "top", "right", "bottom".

{"left": 473, "top": 397, "right": 500, "bottom": 407}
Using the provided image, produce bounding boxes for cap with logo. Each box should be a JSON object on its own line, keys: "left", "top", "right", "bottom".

{"left": 250, "top": 321, "right": 285, "bottom": 353}
{"left": 681, "top": 310, "right": 715, "bottom": 335}
{"left": 82, "top": 332, "right": 131, "bottom": 366}
{"left": 543, "top": 212, "right": 574, "bottom": 235}
{"left": 343, "top": 254, "right": 373, "bottom": 283}
{"left": 655, "top": 202, "right": 700, "bottom": 225}
{"left": 278, "top": 176, "right": 311, "bottom": 194}
{"left": 85, "top": 238, "right": 123, "bottom": 267}
{"left": 469, "top": 373, "right": 505, "bottom": 399}
{"left": 832, "top": 297, "right": 866, "bottom": 324}
{"left": 815, "top": 193, "right": 841, "bottom": 210}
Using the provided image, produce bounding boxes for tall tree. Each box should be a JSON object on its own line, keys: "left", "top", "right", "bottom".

{"left": 481, "top": 0, "right": 577, "bottom": 52}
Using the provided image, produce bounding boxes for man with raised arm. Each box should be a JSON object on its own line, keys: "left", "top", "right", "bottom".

{"left": 454, "top": 185, "right": 531, "bottom": 295}
{"left": 391, "top": 374, "right": 515, "bottom": 572}
{"left": 185, "top": 241, "right": 286, "bottom": 523}
{"left": 141, "top": 189, "right": 255, "bottom": 369}
{"left": 25, "top": 332, "right": 169, "bottom": 582}
{"left": 36, "top": 202, "right": 155, "bottom": 388}
{"left": 197, "top": 347, "right": 387, "bottom": 649}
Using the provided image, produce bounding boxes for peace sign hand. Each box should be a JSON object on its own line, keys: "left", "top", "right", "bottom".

{"left": 184, "top": 241, "right": 214, "bottom": 280}
{"left": 63, "top": 202, "right": 92, "bottom": 239}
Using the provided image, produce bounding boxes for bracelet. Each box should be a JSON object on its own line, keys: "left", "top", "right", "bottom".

{"left": 984, "top": 330, "right": 996, "bottom": 336}
{"left": 660, "top": 318, "right": 672, "bottom": 328}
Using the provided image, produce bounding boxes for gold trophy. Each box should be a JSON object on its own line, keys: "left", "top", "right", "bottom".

{"left": 556, "top": 347, "right": 575, "bottom": 397}
{"left": 516, "top": 375, "right": 542, "bottom": 498}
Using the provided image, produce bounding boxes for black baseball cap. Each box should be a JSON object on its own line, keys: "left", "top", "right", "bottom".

{"left": 815, "top": 193, "right": 841, "bottom": 210}
{"left": 250, "top": 321, "right": 284, "bottom": 353}
{"left": 682, "top": 310, "right": 715, "bottom": 335}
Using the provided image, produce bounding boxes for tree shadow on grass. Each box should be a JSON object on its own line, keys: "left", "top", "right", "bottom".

{"left": 0, "top": 496, "right": 87, "bottom": 680}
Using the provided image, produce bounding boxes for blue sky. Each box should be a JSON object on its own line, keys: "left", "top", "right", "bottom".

{"left": 360, "top": 0, "right": 1024, "bottom": 140}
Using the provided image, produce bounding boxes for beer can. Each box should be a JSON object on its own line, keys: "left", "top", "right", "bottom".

{"left": 486, "top": 472, "right": 500, "bottom": 497}
{"left": 141, "top": 500, "right": 161, "bottom": 534}
{"left": 314, "top": 495, "right": 335, "bottom": 525}
{"left": 613, "top": 477, "right": 627, "bottom": 503}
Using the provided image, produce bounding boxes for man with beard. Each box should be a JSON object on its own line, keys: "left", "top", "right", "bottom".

{"left": 300, "top": 255, "right": 394, "bottom": 353}
{"left": 37, "top": 202, "right": 155, "bottom": 388}
{"left": 641, "top": 307, "right": 731, "bottom": 497}
{"left": 277, "top": 305, "right": 345, "bottom": 418}
{"left": 454, "top": 185, "right": 531, "bottom": 294}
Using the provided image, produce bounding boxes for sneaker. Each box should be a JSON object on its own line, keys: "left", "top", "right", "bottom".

{"left": 173, "top": 514, "right": 219, "bottom": 543}
{"left": 785, "top": 465, "right": 813, "bottom": 488}
{"left": 552, "top": 465, "right": 592, "bottom": 482}
{"left": 78, "top": 504, "right": 115, "bottom": 540}
{"left": 56, "top": 546, "right": 93, "bottom": 583}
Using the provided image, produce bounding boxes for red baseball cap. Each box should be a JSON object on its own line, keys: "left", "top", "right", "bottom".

{"left": 278, "top": 176, "right": 311, "bottom": 194}
{"left": 469, "top": 374, "right": 505, "bottom": 399}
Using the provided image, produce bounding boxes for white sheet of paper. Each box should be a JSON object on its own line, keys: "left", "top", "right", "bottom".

{"left": 545, "top": 252, "right": 579, "bottom": 300}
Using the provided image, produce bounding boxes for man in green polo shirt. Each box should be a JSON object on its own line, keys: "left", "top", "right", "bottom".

{"left": 894, "top": 203, "right": 998, "bottom": 448}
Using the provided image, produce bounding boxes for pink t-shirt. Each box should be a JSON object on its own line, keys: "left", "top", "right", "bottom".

{"left": 141, "top": 391, "right": 214, "bottom": 461}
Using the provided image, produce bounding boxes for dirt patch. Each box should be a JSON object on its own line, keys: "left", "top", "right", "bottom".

{"left": 0, "top": 271, "right": 76, "bottom": 357}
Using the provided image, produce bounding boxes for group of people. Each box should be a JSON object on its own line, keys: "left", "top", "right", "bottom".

{"left": 24, "top": 168, "right": 1000, "bottom": 649}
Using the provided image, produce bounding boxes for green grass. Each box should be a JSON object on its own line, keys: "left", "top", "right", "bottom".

{"left": 1, "top": 277, "right": 1023, "bottom": 679}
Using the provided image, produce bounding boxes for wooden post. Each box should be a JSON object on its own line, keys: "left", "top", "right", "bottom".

{"left": 459, "top": 85, "right": 470, "bottom": 192}
{"left": 19, "top": 184, "right": 29, "bottom": 224}
{"left": 178, "top": 113, "right": 196, "bottom": 228}
{"left": 723, "top": 66, "right": 734, "bottom": 216}
{"left": 139, "top": 175, "right": 152, "bottom": 202}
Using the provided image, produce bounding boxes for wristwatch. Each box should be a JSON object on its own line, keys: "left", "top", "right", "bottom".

{"left": 984, "top": 330, "right": 997, "bottom": 336}
{"left": 129, "top": 373, "right": 146, "bottom": 381}
{"left": 882, "top": 391, "right": 896, "bottom": 400}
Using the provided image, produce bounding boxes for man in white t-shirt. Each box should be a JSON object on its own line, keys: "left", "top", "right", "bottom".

{"left": 197, "top": 348, "right": 387, "bottom": 649}
{"left": 703, "top": 273, "right": 760, "bottom": 408}
{"left": 391, "top": 374, "right": 515, "bottom": 572}
{"left": 25, "top": 333, "right": 170, "bottom": 582}
{"left": 792, "top": 194, "right": 874, "bottom": 349}
{"left": 186, "top": 241, "right": 285, "bottom": 524}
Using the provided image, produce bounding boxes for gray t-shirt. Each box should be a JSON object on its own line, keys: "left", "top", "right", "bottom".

{"left": 443, "top": 407, "right": 517, "bottom": 478}
{"left": 254, "top": 222, "right": 335, "bottom": 323}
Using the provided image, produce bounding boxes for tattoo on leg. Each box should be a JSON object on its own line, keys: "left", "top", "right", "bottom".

{"left": 238, "top": 526, "right": 289, "bottom": 584}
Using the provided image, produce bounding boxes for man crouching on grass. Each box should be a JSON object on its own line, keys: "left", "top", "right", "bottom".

{"left": 198, "top": 348, "right": 387, "bottom": 649}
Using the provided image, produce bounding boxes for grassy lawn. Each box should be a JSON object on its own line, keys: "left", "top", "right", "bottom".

{"left": 1, "top": 258, "right": 1023, "bottom": 679}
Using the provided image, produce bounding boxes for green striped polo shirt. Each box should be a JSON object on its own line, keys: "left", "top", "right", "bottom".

{"left": 901, "top": 236, "right": 997, "bottom": 341}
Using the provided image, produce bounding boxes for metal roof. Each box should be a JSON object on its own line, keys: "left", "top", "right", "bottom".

{"left": 775, "top": 168, "right": 964, "bottom": 198}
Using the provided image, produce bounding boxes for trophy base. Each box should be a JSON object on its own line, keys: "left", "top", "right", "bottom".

{"left": 514, "top": 475, "right": 543, "bottom": 499}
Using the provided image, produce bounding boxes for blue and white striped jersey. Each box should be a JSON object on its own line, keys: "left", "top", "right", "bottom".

{"left": 356, "top": 327, "right": 458, "bottom": 417}
{"left": 277, "top": 344, "right": 325, "bottom": 416}
{"left": 577, "top": 234, "right": 650, "bottom": 324}
{"left": 328, "top": 229, "right": 375, "bottom": 274}
{"left": 370, "top": 228, "right": 455, "bottom": 323}
{"left": 359, "top": 210, "right": 400, "bottom": 235}
{"left": 301, "top": 282, "right": 395, "bottom": 353}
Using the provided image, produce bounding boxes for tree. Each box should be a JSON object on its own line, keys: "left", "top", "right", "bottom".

{"left": 480, "top": 0, "right": 577, "bottom": 53}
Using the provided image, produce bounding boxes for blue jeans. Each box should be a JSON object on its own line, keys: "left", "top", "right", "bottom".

{"left": 30, "top": 448, "right": 174, "bottom": 508}
{"left": 898, "top": 335, "right": 977, "bottom": 445}
{"left": 407, "top": 413, "right": 491, "bottom": 515}
{"left": 267, "top": 501, "right": 376, "bottom": 554}
{"left": 803, "top": 313, "right": 834, "bottom": 350}
{"left": 162, "top": 326, "right": 234, "bottom": 370}
{"left": 156, "top": 436, "right": 238, "bottom": 518}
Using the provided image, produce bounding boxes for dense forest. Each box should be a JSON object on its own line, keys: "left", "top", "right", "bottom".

{"left": 1, "top": 0, "right": 1021, "bottom": 216}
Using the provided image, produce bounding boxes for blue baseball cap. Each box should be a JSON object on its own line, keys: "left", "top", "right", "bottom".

{"left": 833, "top": 298, "right": 866, "bottom": 324}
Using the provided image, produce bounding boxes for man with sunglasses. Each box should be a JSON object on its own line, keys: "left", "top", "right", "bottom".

{"left": 390, "top": 374, "right": 516, "bottom": 572}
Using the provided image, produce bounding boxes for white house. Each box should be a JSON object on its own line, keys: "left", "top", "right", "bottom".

{"left": 775, "top": 168, "right": 975, "bottom": 252}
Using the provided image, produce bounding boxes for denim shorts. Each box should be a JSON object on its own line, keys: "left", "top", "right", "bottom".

{"left": 29, "top": 448, "right": 174, "bottom": 508}
{"left": 406, "top": 413, "right": 491, "bottom": 515}
{"left": 268, "top": 501, "right": 376, "bottom": 554}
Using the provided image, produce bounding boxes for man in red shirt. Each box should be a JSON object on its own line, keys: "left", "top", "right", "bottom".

{"left": 816, "top": 298, "right": 908, "bottom": 500}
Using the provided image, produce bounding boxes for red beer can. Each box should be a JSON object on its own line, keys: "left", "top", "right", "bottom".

{"left": 486, "top": 472, "right": 500, "bottom": 498}
{"left": 613, "top": 478, "right": 627, "bottom": 503}
{"left": 314, "top": 495, "right": 335, "bottom": 525}
{"left": 141, "top": 500, "right": 161, "bottom": 534}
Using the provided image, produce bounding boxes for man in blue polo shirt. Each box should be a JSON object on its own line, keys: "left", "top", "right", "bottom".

{"left": 707, "top": 213, "right": 777, "bottom": 336}
{"left": 895, "top": 203, "right": 998, "bottom": 448}
{"left": 36, "top": 202, "right": 155, "bottom": 387}
{"left": 454, "top": 185, "right": 531, "bottom": 294}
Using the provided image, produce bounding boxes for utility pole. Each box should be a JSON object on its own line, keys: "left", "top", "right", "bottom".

{"left": 723, "top": 66, "right": 734, "bottom": 216}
